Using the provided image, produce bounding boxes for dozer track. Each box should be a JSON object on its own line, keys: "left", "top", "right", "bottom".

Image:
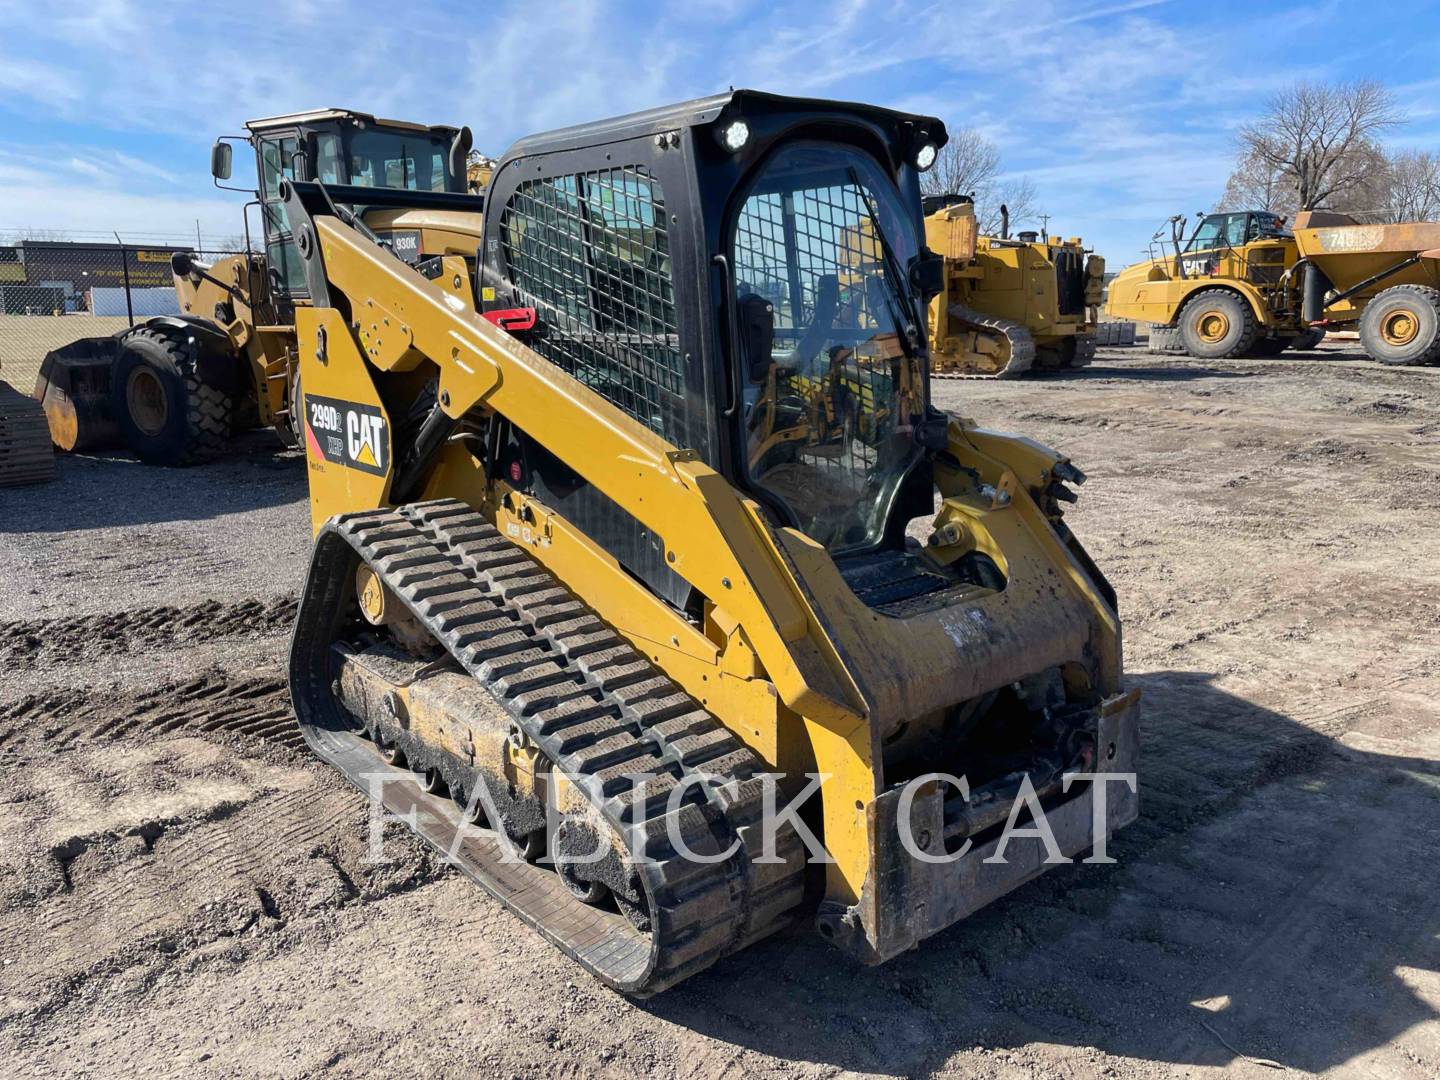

{"left": 932, "top": 304, "right": 1037, "bottom": 379}
{"left": 289, "top": 498, "right": 806, "bottom": 995}
{"left": 0, "top": 380, "right": 56, "bottom": 487}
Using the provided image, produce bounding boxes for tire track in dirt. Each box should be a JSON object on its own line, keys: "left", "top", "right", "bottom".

{"left": 0, "top": 672, "right": 302, "bottom": 753}
{"left": 0, "top": 597, "right": 297, "bottom": 671}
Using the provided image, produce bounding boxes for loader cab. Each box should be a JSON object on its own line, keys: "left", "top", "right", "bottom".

{"left": 229, "top": 110, "right": 470, "bottom": 304}
{"left": 1179, "top": 210, "right": 1291, "bottom": 278}
{"left": 480, "top": 90, "right": 946, "bottom": 606}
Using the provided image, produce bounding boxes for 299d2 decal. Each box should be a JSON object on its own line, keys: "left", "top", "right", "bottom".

{"left": 304, "top": 394, "right": 389, "bottom": 476}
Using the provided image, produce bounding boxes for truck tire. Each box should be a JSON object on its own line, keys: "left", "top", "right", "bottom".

{"left": 111, "top": 328, "right": 232, "bottom": 465}
{"left": 1288, "top": 327, "right": 1326, "bottom": 352}
{"left": 1178, "top": 289, "right": 1258, "bottom": 359}
{"left": 1147, "top": 325, "right": 1185, "bottom": 354}
{"left": 1358, "top": 285, "right": 1440, "bottom": 366}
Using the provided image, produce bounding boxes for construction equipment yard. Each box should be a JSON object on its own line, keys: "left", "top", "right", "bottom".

{"left": 2, "top": 340, "right": 1435, "bottom": 1078}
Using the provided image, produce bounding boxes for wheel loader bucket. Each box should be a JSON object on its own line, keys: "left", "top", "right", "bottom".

{"left": 34, "top": 336, "right": 123, "bottom": 452}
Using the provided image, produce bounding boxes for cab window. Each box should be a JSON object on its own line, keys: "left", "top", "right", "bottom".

{"left": 315, "top": 133, "right": 344, "bottom": 184}
{"left": 257, "top": 134, "right": 307, "bottom": 296}
{"left": 1186, "top": 216, "right": 1223, "bottom": 252}
{"left": 259, "top": 136, "right": 300, "bottom": 198}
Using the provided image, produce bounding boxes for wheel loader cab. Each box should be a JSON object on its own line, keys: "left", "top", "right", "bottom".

{"left": 478, "top": 92, "right": 945, "bottom": 606}
{"left": 238, "top": 110, "right": 472, "bottom": 302}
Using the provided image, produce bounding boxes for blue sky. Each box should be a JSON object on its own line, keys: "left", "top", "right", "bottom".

{"left": 3, "top": 0, "right": 1439, "bottom": 262}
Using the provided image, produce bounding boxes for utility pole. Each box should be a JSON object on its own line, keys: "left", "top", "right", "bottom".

{"left": 1039, "top": 213, "right": 1051, "bottom": 242}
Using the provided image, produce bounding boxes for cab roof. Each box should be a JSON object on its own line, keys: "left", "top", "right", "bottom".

{"left": 498, "top": 88, "right": 946, "bottom": 161}
{"left": 244, "top": 108, "right": 460, "bottom": 137}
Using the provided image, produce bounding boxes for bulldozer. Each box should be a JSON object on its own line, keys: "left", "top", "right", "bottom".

{"left": 923, "top": 195, "right": 1105, "bottom": 377}
{"left": 34, "top": 109, "right": 478, "bottom": 465}
{"left": 1106, "top": 208, "right": 1440, "bottom": 365}
{"left": 280, "top": 89, "right": 1137, "bottom": 994}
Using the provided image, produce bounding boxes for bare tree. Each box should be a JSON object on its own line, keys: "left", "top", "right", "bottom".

{"left": 920, "top": 126, "right": 1037, "bottom": 235}
{"left": 1381, "top": 149, "right": 1440, "bottom": 222}
{"left": 984, "top": 177, "right": 1038, "bottom": 236}
{"left": 1217, "top": 145, "right": 1295, "bottom": 217}
{"left": 922, "top": 128, "right": 1000, "bottom": 201}
{"left": 1235, "top": 79, "right": 1403, "bottom": 210}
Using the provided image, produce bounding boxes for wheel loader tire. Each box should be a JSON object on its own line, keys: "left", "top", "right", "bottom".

{"left": 280, "top": 365, "right": 303, "bottom": 448}
{"left": 1288, "top": 327, "right": 1326, "bottom": 351}
{"left": 1178, "top": 289, "right": 1258, "bottom": 359}
{"left": 1358, "top": 284, "right": 1440, "bottom": 366}
{"left": 1146, "top": 325, "right": 1185, "bottom": 354}
{"left": 111, "top": 328, "right": 232, "bottom": 466}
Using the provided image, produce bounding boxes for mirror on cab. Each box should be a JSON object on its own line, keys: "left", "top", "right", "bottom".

{"left": 211, "top": 141, "right": 233, "bottom": 181}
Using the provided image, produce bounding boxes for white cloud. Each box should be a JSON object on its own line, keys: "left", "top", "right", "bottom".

{"left": 2, "top": 0, "right": 1435, "bottom": 262}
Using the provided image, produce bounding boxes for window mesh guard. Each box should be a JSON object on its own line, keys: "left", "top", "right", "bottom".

{"left": 733, "top": 180, "right": 898, "bottom": 481}
{"left": 501, "top": 166, "right": 683, "bottom": 443}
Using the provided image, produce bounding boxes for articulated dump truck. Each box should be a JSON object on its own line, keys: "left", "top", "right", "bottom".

{"left": 1108, "top": 208, "right": 1440, "bottom": 365}
{"left": 282, "top": 90, "right": 1137, "bottom": 994}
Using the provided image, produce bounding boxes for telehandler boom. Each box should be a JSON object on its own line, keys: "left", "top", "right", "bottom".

{"left": 283, "top": 90, "right": 1137, "bottom": 994}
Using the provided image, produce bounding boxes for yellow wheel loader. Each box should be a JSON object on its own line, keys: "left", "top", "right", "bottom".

{"left": 923, "top": 196, "right": 1105, "bottom": 377}
{"left": 280, "top": 89, "right": 1137, "bottom": 995}
{"left": 34, "top": 109, "right": 478, "bottom": 465}
{"left": 1108, "top": 208, "right": 1440, "bottom": 365}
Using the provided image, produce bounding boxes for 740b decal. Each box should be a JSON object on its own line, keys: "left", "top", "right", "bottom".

{"left": 305, "top": 394, "right": 389, "bottom": 476}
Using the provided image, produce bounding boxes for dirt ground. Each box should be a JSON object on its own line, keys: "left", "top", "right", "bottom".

{"left": 0, "top": 341, "right": 1437, "bottom": 1078}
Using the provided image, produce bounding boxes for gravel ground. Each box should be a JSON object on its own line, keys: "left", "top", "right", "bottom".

{"left": 0, "top": 341, "right": 1437, "bottom": 1078}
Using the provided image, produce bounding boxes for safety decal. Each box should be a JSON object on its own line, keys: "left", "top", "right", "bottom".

{"left": 304, "top": 393, "right": 389, "bottom": 476}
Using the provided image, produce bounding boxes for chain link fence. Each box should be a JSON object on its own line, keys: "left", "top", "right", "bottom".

{"left": 0, "top": 233, "right": 249, "bottom": 394}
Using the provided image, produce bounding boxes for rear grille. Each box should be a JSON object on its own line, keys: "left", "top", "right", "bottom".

{"left": 1054, "top": 247, "right": 1086, "bottom": 316}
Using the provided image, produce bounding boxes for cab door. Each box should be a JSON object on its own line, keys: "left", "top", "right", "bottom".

{"left": 256, "top": 130, "right": 309, "bottom": 304}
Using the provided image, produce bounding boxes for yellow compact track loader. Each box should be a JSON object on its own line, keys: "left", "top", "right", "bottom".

{"left": 923, "top": 196, "right": 1104, "bottom": 377}
{"left": 1108, "top": 208, "right": 1440, "bottom": 365}
{"left": 281, "top": 90, "right": 1137, "bottom": 994}
{"left": 35, "top": 109, "right": 477, "bottom": 465}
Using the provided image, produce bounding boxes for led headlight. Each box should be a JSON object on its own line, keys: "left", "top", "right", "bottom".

{"left": 719, "top": 119, "right": 750, "bottom": 153}
{"left": 915, "top": 141, "right": 938, "bottom": 171}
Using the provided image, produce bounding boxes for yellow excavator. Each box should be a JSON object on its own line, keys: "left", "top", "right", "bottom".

{"left": 34, "top": 109, "right": 477, "bottom": 464}
{"left": 923, "top": 195, "right": 1105, "bottom": 377}
{"left": 281, "top": 89, "right": 1137, "bottom": 994}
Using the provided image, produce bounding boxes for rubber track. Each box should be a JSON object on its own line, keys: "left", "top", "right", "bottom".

{"left": 288, "top": 499, "right": 807, "bottom": 994}
{"left": 0, "top": 381, "right": 56, "bottom": 487}
{"left": 933, "top": 303, "right": 1037, "bottom": 379}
